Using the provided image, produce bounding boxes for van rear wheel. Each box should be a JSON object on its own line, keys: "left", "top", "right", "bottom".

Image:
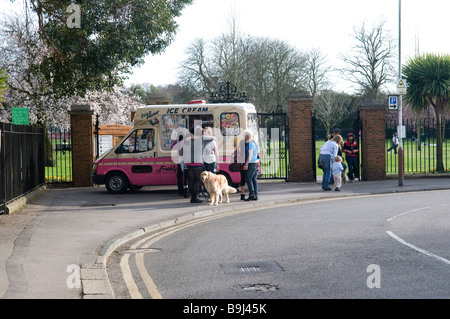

{"left": 105, "top": 172, "right": 129, "bottom": 194}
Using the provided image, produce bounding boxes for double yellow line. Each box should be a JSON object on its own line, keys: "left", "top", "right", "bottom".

{"left": 119, "top": 209, "right": 249, "bottom": 299}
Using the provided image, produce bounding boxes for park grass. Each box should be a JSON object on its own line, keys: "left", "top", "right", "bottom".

{"left": 385, "top": 138, "right": 450, "bottom": 175}
{"left": 45, "top": 147, "right": 73, "bottom": 183}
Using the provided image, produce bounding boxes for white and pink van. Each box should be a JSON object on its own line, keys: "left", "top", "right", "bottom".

{"left": 92, "top": 100, "right": 259, "bottom": 193}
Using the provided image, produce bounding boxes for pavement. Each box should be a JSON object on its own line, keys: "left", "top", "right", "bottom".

{"left": 1, "top": 176, "right": 450, "bottom": 299}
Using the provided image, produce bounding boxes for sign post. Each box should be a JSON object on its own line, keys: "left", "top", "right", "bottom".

{"left": 397, "top": 0, "right": 404, "bottom": 187}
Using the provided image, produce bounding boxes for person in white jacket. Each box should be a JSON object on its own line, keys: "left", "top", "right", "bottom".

{"left": 318, "top": 135, "right": 343, "bottom": 191}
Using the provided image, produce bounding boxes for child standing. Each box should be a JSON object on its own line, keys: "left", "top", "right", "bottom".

{"left": 332, "top": 155, "right": 345, "bottom": 191}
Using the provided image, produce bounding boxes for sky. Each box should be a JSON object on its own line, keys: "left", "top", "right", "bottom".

{"left": 1, "top": 0, "right": 449, "bottom": 94}
{"left": 125, "top": 0, "right": 449, "bottom": 93}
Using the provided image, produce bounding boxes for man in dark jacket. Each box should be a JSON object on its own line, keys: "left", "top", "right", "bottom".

{"left": 342, "top": 133, "right": 359, "bottom": 182}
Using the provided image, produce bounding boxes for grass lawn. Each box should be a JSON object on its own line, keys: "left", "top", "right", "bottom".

{"left": 386, "top": 138, "right": 450, "bottom": 175}
{"left": 46, "top": 149, "right": 73, "bottom": 182}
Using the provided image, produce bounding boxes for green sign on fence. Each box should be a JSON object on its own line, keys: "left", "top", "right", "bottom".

{"left": 11, "top": 108, "right": 29, "bottom": 125}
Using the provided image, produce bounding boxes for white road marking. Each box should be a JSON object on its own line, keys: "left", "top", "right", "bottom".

{"left": 386, "top": 231, "right": 450, "bottom": 265}
{"left": 386, "top": 206, "right": 431, "bottom": 222}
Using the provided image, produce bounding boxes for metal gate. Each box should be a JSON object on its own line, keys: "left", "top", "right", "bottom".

{"left": 46, "top": 126, "right": 72, "bottom": 183}
{"left": 257, "top": 107, "right": 289, "bottom": 181}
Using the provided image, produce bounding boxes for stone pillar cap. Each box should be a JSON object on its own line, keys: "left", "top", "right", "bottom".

{"left": 359, "top": 99, "right": 386, "bottom": 110}
{"left": 69, "top": 104, "right": 94, "bottom": 115}
{"left": 287, "top": 91, "right": 313, "bottom": 101}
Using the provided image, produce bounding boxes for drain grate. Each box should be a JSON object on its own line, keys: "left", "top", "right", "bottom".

{"left": 239, "top": 266, "right": 260, "bottom": 273}
{"left": 220, "top": 261, "right": 283, "bottom": 274}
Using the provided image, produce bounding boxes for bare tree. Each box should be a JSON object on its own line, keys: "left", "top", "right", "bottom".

{"left": 305, "top": 47, "right": 333, "bottom": 97}
{"left": 177, "top": 38, "right": 215, "bottom": 99}
{"left": 177, "top": 14, "right": 307, "bottom": 112}
{"left": 313, "top": 90, "right": 359, "bottom": 137}
{"left": 341, "top": 20, "right": 396, "bottom": 99}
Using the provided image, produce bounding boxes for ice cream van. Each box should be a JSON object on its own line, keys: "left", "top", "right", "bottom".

{"left": 92, "top": 100, "right": 259, "bottom": 193}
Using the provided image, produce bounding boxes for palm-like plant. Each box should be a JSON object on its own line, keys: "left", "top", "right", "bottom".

{"left": 0, "top": 68, "right": 8, "bottom": 103}
{"left": 403, "top": 53, "right": 450, "bottom": 172}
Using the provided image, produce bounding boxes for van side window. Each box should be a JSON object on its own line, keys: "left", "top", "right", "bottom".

{"left": 247, "top": 113, "right": 257, "bottom": 133}
{"left": 161, "top": 115, "right": 188, "bottom": 150}
{"left": 220, "top": 112, "right": 240, "bottom": 136}
{"left": 119, "top": 129, "right": 154, "bottom": 153}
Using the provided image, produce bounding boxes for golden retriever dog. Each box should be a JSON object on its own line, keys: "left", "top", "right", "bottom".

{"left": 200, "top": 171, "right": 237, "bottom": 205}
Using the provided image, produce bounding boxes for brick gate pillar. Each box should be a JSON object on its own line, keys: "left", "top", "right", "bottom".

{"left": 69, "top": 104, "right": 94, "bottom": 187}
{"left": 359, "top": 100, "right": 386, "bottom": 181}
{"left": 287, "top": 91, "right": 314, "bottom": 182}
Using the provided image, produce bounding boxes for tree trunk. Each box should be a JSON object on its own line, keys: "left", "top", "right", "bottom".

{"left": 417, "top": 118, "right": 421, "bottom": 151}
{"left": 435, "top": 109, "right": 444, "bottom": 172}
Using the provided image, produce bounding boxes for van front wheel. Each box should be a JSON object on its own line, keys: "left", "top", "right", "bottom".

{"left": 105, "top": 172, "right": 129, "bottom": 194}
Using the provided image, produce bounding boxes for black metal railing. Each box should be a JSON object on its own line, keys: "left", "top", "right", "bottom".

{"left": 0, "top": 123, "right": 45, "bottom": 214}
{"left": 386, "top": 117, "right": 450, "bottom": 174}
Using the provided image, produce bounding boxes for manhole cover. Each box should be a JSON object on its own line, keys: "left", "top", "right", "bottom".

{"left": 220, "top": 261, "right": 283, "bottom": 274}
{"left": 239, "top": 284, "right": 279, "bottom": 292}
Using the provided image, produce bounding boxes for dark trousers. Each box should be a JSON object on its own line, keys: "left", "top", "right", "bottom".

{"left": 177, "top": 164, "right": 184, "bottom": 194}
{"left": 319, "top": 154, "right": 332, "bottom": 189}
{"left": 387, "top": 143, "right": 398, "bottom": 154}
{"left": 246, "top": 163, "right": 259, "bottom": 198}
{"left": 346, "top": 156, "right": 358, "bottom": 180}
{"left": 188, "top": 166, "right": 203, "bottom": 198}
{"left": 203, "top": 162, "right": 216, "bottom": 173}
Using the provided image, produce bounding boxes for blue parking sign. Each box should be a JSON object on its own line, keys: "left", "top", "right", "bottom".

{"left": 388, "top": 96, "right": 398, "bottom": 110}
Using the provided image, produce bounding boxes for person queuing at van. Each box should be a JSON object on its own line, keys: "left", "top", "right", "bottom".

{"left": 202, "top": 127, "right": 219, "bottom": 173}
{"left": 183, "top": 124, "right": 215, "bottom": 203}
{"left": 343, "top": 133, "right": 359, "bottom": 182}
{"left": 184, "top": 125, "right": 205, "bottom": 203}
{"left": 318, "top": 134, "right": 344, "bottom": 191}
{"left": 236, "top": 137, "right": 247, "bottom": 201}
{"left": 198, "top": 127, "right": 219, "bottom": 198}
{"left": 243, "top": 130, "right": 259, "bottom": 201}
{"left": 171, "top": 134, "right": 186, "bottom": 196}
